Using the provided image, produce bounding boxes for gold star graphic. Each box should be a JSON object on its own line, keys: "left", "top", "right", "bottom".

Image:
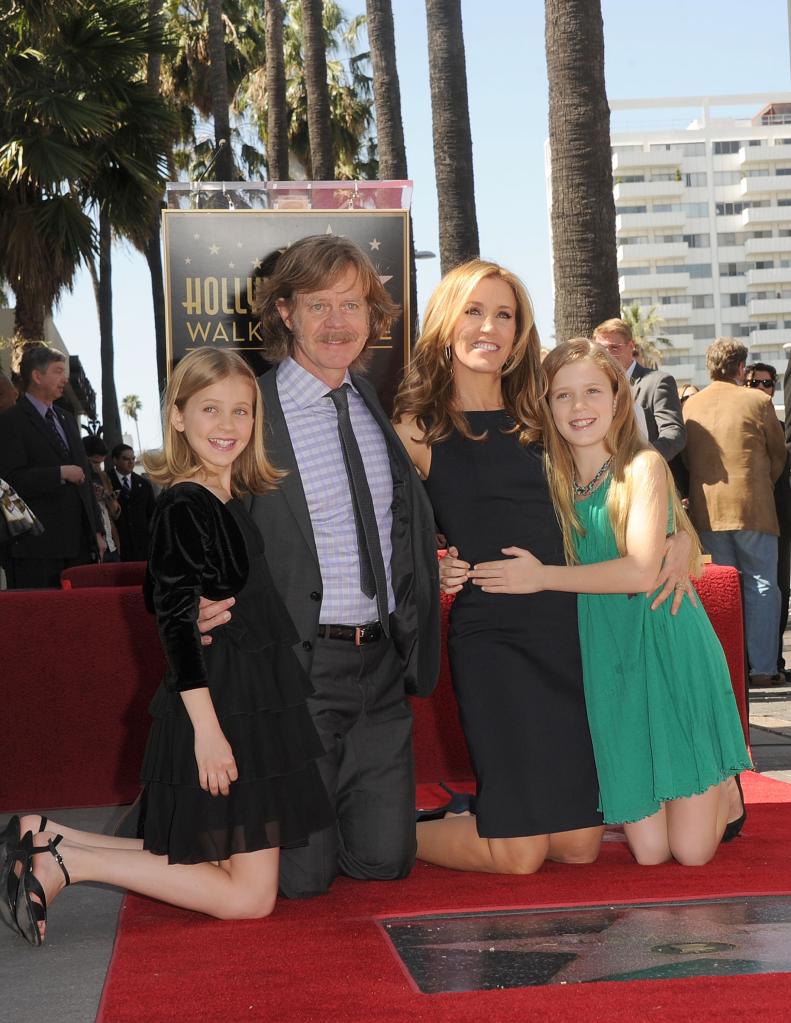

{"left": 184, "top": 257, "right": 191, "bottom": 265}
{"left": 369, "top": 238, "right": 381, "bottom": 251}
{"left": 209, "top": 243, "right": 220, "bottom": 255}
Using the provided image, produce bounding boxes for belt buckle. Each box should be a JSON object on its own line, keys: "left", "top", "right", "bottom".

{"left": 355, "top": 626, "right": 363, "bottom": 647}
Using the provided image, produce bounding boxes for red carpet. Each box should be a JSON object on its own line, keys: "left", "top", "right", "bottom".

{"left": 98, "top": 773, "right": 791, "bottom": 1023}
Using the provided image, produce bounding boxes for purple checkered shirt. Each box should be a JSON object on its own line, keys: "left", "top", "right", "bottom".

{"left": 276, "top": 357, "right": 395, "bottom": 625}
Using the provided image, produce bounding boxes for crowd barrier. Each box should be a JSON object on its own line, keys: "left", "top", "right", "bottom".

{"left": 0, "top": 562, "right": 748, "bottom": 812}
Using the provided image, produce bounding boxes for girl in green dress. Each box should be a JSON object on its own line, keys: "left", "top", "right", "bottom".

{"left": 470, "top": 338, "right": 752, "bottom": 867}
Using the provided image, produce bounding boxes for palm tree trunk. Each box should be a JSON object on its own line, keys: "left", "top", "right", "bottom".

{"left": 265, "top": 0, "right": 290, "bottom": 181}
{"left": 206, "top": 0, "right": 234, "bottom": 181}
{"left": 425, "top": 0, "right": 479, "bottom": 275}
{"left": 301, "top": 0, "right": 334, "bottom": 180}
{"left": 97, "top": 209, "right": 123, "bottom": 451}
{"left": 13, "top": 291, "right": 47, "bottom": 343}
{"left": 145, "top": 219, "right": 168, "bottom": 393}
{"left": 545, "top": 0, "right": 619, "bottom": 342}
{"left": 144, "top": 0, "right": 168, "bottom": 392}
{"left": 146, "top": 0, "right": 163, "bottom": 89}
{"left": 365, "top": 0, "right": 418, "bottom": 341}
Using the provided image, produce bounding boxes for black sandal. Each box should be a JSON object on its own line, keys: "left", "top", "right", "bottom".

{"left": 416, "top": 782, "right": 478, "bottom": 822}
{"left": 14, "top": 831, "right": 70, "bottom": 947}
{"left": 722, "top": 774, "right": 747, "bottom": 843}
{"left": 0, "top": 815, "right": 47, "bottom": 935}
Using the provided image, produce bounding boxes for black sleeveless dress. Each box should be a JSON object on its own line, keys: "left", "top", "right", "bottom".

{"left": 424, "top": 412, "right": 602, "bottom": 838}
{"left": 140, "top": 483, "right": 334, "bottom": 864}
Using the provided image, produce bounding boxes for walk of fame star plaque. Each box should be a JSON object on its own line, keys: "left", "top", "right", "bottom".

{"left": 381, "top": 896, "right": 791, "bottom": 993}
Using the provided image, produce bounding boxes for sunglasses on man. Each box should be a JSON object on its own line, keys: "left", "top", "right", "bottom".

{"left": 748, "top": 378, "right": 776, "bottom": 390}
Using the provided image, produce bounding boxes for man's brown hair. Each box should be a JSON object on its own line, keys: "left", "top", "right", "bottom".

{"left": 254, "top": 235, "right": 400, "bottom": 364}
{"left": 592, "top": 317, "right": 634, "bottom": 345}
{"left": 706, "top": 337, "right": 748, "bottom": 381}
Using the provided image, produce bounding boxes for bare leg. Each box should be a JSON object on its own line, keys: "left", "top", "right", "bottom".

{"left": 624, "top": 783, "right": 728, "bottom": 867}
{"left": 417, "top": 818, "right": 602, "bottom": 874}
{"left": 22, "top": 830, "right": 280, "bottom": 940}
{"left": 19, "top": 814, "right": 143, "bottom": 851}
{"left": 547, "top": 825, "right": 604, "bottom": 864}
{"left": 624, "top": 807, "right": 673, "bottom": 865}
{"left": 666, "top": 783, "right": 728, "bottom": 866}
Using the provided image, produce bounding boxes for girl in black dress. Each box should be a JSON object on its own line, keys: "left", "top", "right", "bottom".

{"left": 1, "top": 349, "right": 332, "bottom": 945}
{"left": 393, "top": 260, "right": 691, "bottom": 875}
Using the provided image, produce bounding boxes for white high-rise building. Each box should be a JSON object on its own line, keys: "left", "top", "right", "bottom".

{"left": 548, "top": 92, "right": 791, "bottom": 386}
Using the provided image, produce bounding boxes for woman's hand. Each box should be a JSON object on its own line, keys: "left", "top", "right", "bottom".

{"left": 469, "top": 547, "right": 546, "bottom": 594}
{"left": 649, "top": 532, "right": 698, "bottom": 614}
{"left": 439, "top": 546, "right": 470, "bottom": 594}
{"left": 194, "top": 725, "right": 238, "bottom": 796}
{"left": 197, "top": 596, "right": 236, "bottom": 646}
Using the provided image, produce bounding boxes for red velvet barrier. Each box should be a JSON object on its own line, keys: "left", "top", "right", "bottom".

{"left": 61, "top": 561, "right": 147, "bottom": 589}
{"left": 0, "top": 563, "right": 747, "bottom": 811}
{"left": 0, "top": 587, "right": 164, "bottom": 811}
{"left": 410, "top": 562, "right": 749, "bottom": 785}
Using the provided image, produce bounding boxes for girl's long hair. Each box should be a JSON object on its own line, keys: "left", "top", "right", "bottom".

{"left": 392, "top": 259, "right": 543, "bottom": 446}
{"left": 145, "top": 348, "right": 284, "bottom": 496}
{"left": 541, "top": 339, "right": 701, "bottom": 574}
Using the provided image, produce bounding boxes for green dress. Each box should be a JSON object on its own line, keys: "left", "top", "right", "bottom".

{"left": 574, "top": 478, "right": 752, "bottom": 824}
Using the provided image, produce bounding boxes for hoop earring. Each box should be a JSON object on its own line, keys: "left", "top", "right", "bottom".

{"left": 444, "top": 344, "right": 452, "bottom": 362}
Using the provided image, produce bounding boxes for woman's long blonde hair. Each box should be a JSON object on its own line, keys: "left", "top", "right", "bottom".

{"left": 541, "top": 339, "right": 701, "bottom": 574}
{"left": 392, "top": 259, "right": 543, "bottom": 445}
{"left": 145, "top": 348, "right": 284, "bottom": 496}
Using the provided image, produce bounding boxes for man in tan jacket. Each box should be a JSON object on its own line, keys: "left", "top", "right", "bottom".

{"left": 683, "top": 338, "right": 787, "bottom": 685}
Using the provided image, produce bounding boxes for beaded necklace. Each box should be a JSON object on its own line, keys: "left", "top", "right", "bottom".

{"left": 573, "top": 456, "right": 612, "bottom": 499}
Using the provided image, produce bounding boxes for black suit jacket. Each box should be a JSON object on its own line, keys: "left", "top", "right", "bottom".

{"left": 0, "top": 396, "right": 100, "bottom": 559}
{"left": 630, "top": 363, "right": 686, "bottom": 461}
{"left": 107, "top": 467, "right": 156, "bottom": 561}
{"left": 249, "top": 367, "right": 440, "bottom": 697}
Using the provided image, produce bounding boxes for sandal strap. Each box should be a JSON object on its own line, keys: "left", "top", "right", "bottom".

{"left": 47, "top": 835, "right": 70, "bottom": 887}
{"left": 28, "top": 834, "right": 71, "bottom": 887}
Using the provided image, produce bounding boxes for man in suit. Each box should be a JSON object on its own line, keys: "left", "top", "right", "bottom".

{"left": 593, "top": 317, "right": 686, "bottom": 461}
{"left": 199, "top": 235, "right": 440, "bottom": 898}
{"left": 0, "top": 346, "right": 104, "bottom": 588}
{"left": 684, "top": 339, "right": 787, "bottom": 686}
{"left": 107, "top": 443, "right": 156, "bottom": 561}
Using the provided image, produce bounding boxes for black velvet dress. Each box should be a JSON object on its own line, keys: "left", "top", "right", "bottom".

{"left": 424, "top": 413, "right": 603, "bottom": 838}
{"left": 140, "top": 482, "right": 333, "bottom": 864}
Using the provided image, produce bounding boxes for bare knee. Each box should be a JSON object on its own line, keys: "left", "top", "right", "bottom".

{"left": 549, "top": 828, "right": 603, "bottom": 865}
{"left": 670, "top": 842, "right": 716, "bottom": 868}
{"left": 218, "top": 888, "right": 277, "bottom": 920}
{"left": 489, "top": 838, "right": 548, "bottom": 875}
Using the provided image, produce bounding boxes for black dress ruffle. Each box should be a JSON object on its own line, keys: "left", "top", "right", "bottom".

{"left": 140, "top": 483, "right": 333, "bottom": 864}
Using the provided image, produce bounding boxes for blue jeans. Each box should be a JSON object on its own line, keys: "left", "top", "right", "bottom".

{"left": 699, "top": 529, "right": 781, "bottom": 677}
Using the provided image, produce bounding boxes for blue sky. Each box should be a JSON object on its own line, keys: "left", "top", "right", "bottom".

{"left": 53, "top": 0, "right": 791, "bottom": 449}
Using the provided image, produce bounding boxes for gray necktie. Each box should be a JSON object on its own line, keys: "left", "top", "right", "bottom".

{"left": 327, "top": 385, "right": 389, "bottom": 633}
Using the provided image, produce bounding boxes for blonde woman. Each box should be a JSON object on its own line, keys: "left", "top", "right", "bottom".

{"left": 471, "top": 339, "right": 751, "bottom": 866}
{"left": 393, "top": 262, "right": 693, "bottom": 876}
{"left": 2, "top": 349, "right": 332, "bottom": 946}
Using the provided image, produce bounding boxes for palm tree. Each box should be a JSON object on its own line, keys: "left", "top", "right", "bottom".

{"left": 121, "top": 394, "right": 144, "bottom": 452}
{"left": 264, "top": 0, "right": 290, "bottom": 180}
{"left": 366, "top": 0, "right": 417, "bottom": 336}
{"left": 621, "top": 303, "right": 672, "bottom": 369}
{"left": 0, "top": 0, "right": 174, "bottom": 454}
{"left": 301, "top": 0, "right": 335, "bottom": 180}
{"left": 206, "top": 0, "right": 235, "bottom": 180}
{"left": 545, "top": 0, "right": 620, "bottom": 342}
{"left": 425, "top": 0, "right": 479, "bottom": 274}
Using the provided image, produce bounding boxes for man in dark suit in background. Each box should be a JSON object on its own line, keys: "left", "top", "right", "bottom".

{"left": 593, "top": 317, "right": 686, "bottom": 461}
{"left": 107, "top": 443, "right": 155, "bottom": 561}
{"left": 199, "top": 235, "right": 440, "bottom": 899}
{"left": 0, "top": 346, "right": 104, "bottom": 587}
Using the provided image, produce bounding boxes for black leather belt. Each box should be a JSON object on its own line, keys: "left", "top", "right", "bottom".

{"left": 317, "top": 622, "right": 383, "bottom": 646}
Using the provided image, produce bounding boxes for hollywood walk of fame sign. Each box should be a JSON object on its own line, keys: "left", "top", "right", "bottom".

{"left": 381, "top": 896, "right": 791, "bottom": 994}
{"left": 162, "top": 208, "right": 410, "bottom": 411}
